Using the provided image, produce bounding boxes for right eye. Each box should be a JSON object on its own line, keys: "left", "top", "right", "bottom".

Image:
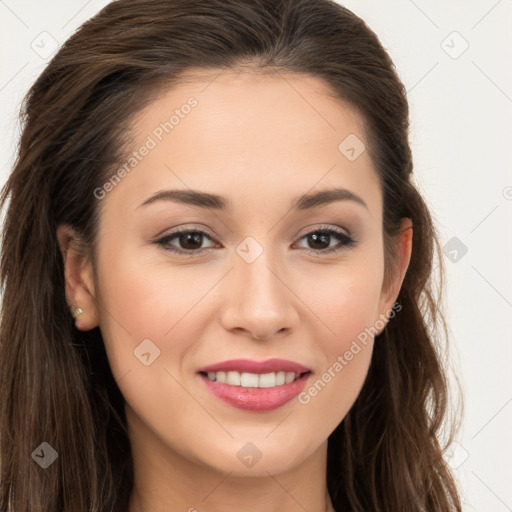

{"left": 154, "top": 228, "right": 219, "bottom": 256}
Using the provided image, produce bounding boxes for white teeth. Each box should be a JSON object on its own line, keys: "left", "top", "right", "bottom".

{"left": 258, "top": 372, "right": 276, "bottom": 388}
{"left": 226, "top": 371, "right": 240, "bottom": 386}
{"left": 285, "top": 372, "right": 295, "bottom": 384}
{"left": 204, "top": 370, "right": 304, "bottom": 388}
{"left": 240, "top": 372, "right": 259, "bottom": 387}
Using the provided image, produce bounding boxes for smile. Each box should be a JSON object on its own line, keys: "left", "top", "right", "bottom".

{"left": 200, "top": 370, "right": 307, "bottom": 388}
{"left": 198, "top": 370, "right": 312, "bottom": 411}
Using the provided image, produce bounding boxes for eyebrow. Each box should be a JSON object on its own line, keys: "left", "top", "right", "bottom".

{"left": 137, "top": 187, "right": 368, "bottom": 211}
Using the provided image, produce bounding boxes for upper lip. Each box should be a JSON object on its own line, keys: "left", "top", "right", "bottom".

{"left": 197, "top": 358, "right": 311, "bottom": 375}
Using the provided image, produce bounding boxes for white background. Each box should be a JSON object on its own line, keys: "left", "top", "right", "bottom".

{"left": 1, "top": 1, "right": 511, "bottom": 510}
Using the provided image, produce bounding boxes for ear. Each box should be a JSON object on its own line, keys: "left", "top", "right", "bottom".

{"left": 56, "top": 223, "right": 100, "bottom": 331}
{"left": 375, "top": 218, "right": 413, "bottom": 331}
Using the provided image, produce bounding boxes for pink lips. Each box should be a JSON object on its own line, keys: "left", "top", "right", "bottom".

{"left": 197, "top": 358, "right": 311, "bottom": 375}
{"left": 197, "top": 358, "right": 312, "bottom": 412}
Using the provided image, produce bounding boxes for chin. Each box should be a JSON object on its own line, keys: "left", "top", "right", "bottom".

{"left": 193, "top": 438, "right": 314, "bottom": 477}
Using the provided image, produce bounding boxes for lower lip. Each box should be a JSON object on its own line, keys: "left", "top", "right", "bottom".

{"left": 198, "top": 372, "right": 311, "bottom": 411}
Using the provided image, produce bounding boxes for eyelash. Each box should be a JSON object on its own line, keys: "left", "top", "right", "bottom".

{"left": 154, "top": 224, "right": 357, "bottom": 257}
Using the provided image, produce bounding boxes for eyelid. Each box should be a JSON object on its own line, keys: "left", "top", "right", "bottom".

{"left": 295, "top": 223, "right": 351, "bottom": 239}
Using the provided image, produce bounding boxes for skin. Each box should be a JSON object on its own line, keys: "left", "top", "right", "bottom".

{"left": 58, "top": 69, "right": 412, "bottom": 512}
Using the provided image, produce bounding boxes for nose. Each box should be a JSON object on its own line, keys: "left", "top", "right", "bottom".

{"left": 219, "top": 248, "right": 299, "bottom": 341}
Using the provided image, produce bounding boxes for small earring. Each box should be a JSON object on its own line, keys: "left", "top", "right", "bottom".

{"left": 72, "top": 307, "right": 83, "bottom": 319}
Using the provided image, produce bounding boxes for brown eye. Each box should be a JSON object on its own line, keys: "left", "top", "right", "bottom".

{"left": 176, "top": 231, "right": 204, "bottom": 250}
{"left": 156, "top": 229, "right": 217, "bottom": 255}
{"left": 294, "top": 227, "right": 357, "bottom": 255}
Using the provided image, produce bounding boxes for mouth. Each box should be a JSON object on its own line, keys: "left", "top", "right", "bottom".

{"left": 198, "top": 369, "right": 310, "bottom": 388}
{"left": 196, "top": 358, "right": 312, "bottom": 411}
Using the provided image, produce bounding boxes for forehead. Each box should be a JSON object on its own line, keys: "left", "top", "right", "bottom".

{"left": 132, "top": 68, "right": 366, "bottom": 143}
{"left": 100, "top": 69, "right": 381, "bottom": 220}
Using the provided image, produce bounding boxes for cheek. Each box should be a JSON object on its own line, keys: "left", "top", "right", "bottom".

{"left": 302, "top": 256, "right": 384, "bottom": 351}
{"left": 93, "top": 245, "right": 216, "bottom": 380}
{"left": 297, "top": 335, "right": 374, "bottom": 441}
{"left": 294, "top": 281, "right": 380, "bottom": 436}
{"left": 92, "top": 256, "right": 208, "bottom": 440}
{"left": 292, "top": 260, "right": 383, "bottom": 424}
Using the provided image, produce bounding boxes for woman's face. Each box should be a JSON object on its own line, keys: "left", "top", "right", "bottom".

{"left": 61, "top": 70, "right": 411, "bottom": 477}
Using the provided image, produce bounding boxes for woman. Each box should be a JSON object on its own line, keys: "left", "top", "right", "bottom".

{"left": 0, "top": 0, "right": 463, "bottom": 510}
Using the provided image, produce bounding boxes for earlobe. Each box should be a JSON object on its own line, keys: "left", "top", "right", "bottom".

{"left": 56, "top": 224, "right": 100, "bottom": 330}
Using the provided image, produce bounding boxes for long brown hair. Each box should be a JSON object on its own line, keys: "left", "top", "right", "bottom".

{"left": 0, "top": 0, "right": 463, "bottom": 510}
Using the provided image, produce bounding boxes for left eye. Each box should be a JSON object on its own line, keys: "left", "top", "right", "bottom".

{"left": 294, "top": 228, "right": 356, "bottom": 254}
{"left": 155, "top": 226, "right": 356, "bottom": 256}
